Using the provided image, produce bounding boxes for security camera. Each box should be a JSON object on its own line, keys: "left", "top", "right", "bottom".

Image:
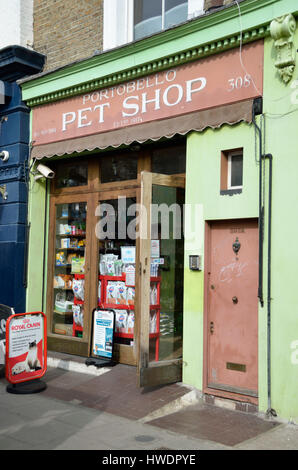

{"left": 35, "top": 163, "right": 55, "bottom": 179}
{"left": 0, "top": 151, "right": 9, "bottom": 162}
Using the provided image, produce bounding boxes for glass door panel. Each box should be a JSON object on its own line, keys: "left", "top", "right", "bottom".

{"left": 149, "top": 184, "right": 184, "bottom": 362}
{"left": 52, "top": 201, "right": 87, "bottom": 339}
{"left": 138, "top": 172, "right": 185, "bottom": 387}
{"left": 95, "top": 192, "right": 137, "bottom": 365}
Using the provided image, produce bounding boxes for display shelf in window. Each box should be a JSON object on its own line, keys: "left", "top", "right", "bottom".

{"left": 53, "top": 287, "right": 73, "bottom": 291}
{"left": 56, "top": 247, "right": 85, "bottom": 251}
{"left": 53, "top": 201, "right": 87, "bottom": 338}
{"left": 53, "top": 310, "right": 73, "bottom": 316}
{"left": 98, "top": 273, "right": 161, "bottom": 361}
{"left": 56, "top": 233, "right": 86, "bottom": 237}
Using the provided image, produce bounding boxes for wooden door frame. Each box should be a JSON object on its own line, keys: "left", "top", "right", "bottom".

{"left": 203, "top": 219, "right": 259, "bottom": 405}
{"left": 46, "top": 192, "right": 93, "bottom": 356}
{"left": 46, "top": 152, "right": 150, "bottom": 359}
{"left": 137, "top": 171, "right": 185, "bottom": 387}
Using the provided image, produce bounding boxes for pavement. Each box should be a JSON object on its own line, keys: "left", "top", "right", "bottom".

{"left": 1, "top": 351, "right": 298, "bottom": 452}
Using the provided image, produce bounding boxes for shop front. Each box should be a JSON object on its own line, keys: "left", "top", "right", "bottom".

{"left": 20, "top": 20, "right": 264, "bottom": 389}
{"left": 45, "top": 141, "right": 186, "bottom": 386}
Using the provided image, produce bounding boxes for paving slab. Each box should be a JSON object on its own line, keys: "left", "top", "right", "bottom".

{"left": 0, "top": 379, "right": 227, "bottom": 451}
{"left": 236, "top": 423, "right": 298, "bottom": 450}
{"left": 149, "top": 402, "right": 280, "bottom": 447}
{"left": 42, "top": 362, "right": 191, "bottom": 420}
{"left": 1, "top": 353, "right": 297, "bottom": 451}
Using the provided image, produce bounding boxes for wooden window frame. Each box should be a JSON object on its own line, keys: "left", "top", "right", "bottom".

{"left": 46, "top": 151, "right": 150, "bottom": 359}
{"left": 227, "top": 150, "right": 243, "bottom": 190}
{"left": 221, "top": 148, "right": 243, "bottom": 192}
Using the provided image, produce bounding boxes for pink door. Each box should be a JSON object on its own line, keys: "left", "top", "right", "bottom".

{"left": 207, "top": 219, "right": 258, "bottom": 398}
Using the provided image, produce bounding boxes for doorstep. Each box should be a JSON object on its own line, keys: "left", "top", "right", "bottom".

{"left": 204, "top": 393, "right": 259, "bottom": 414}
{"left": 47, "top": 350, "right": 111, "bottom": 376}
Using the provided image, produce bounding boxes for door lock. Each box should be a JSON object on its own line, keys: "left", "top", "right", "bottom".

{"left": 210, "top": 321, "right": 214, "bottom": 334}
{"left": 232, "top": 296, "right": 238, "bottom": 304}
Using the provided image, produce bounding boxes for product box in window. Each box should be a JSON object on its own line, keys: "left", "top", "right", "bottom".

{"left": 71, "top": 257, "right": 85, "bottom": 274}
{"left": 54, "top": 323, "right": 73, "bottom": 336}
{"left": 55, "top": 292, "right": 74, "bottom": 313}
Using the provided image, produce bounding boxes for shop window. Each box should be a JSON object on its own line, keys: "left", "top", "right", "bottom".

{"left": 151, "top": 143, "right": 186, "bottom": 174}
{"left": 56, "top": 162, "right": 88, "bottom": 188}
{"left": 134, "top": 0, "right": 189, "bottom": 40}
{"left": 97, "top": 197, "right": 137, "bottom": 349}
{"left": 103, "top": 0, "right": 204, "bottom": 50}
{"left": 100, "top": 153, "right": 138, "bottom": 183}
{"left": 220, "top": 149, "right": 243, "bottom": 194}
{"left": 53, "top": 202, "right": 87, "bottom": 338}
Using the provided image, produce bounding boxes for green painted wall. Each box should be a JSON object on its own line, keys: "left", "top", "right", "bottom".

{"left": 261, "top": 29, "right": 298, "bottom": 421}
{"left": 183, "top": 120, "right": 260, "bottom": 390}
{"left": 183, "top": 24, "right": 298, "bottom": 422}
{"left": 26, "top": 176, "right": 48, "bottom": 313}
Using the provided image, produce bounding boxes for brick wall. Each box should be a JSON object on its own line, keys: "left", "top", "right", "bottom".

{"left": 33, "top": 0, "right": 103, "bottom": 72}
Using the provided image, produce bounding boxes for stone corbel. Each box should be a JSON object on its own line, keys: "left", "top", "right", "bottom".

{"left": 270, "top": 13, "right": 297, "bottom": 84}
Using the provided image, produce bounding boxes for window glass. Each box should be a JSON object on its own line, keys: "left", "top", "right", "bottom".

{"left": 165, "top": 0, "right": 188, "bottom": 28}
{"left": 134, "top": 0, "right": 162, "bottom": 40}
{"left": 151, "top": 143, "right": 186, "bottom": 175}
{"left": 230, "top": 154, "right": 243, "bottom": 188}
{"left": 100, "top": 154, "right": 138, "bottom": 183}
{"left": 150, "top": 184, "right": 185, "bottom": 362}
{"left": 97, "top": 197, "right": 136, "bottom": 348}
{"left": 134, "top": 0, "right": 188, "bottom": 40}
{"left": 56, "top": 163, "right": 88, "bottom": 188}
{"left": 53, "top": 202, "right": 87, "bottom": 338}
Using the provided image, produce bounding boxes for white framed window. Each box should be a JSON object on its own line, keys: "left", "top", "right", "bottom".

{"left": 103, "top": 0, "right": 134, "bottom": 51}
{"left": 103, "top": 0, "right": 204, "bottom": 51}
{"left": 227, "top": 151, "right": 243, "bottom": 190}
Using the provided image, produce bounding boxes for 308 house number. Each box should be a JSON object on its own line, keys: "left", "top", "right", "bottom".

{"left": 228, "top": 74, "right": 251, "bottom": 92}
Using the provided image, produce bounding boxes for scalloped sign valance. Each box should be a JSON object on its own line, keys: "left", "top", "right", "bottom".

{"left": 31, "top": 41, "right": 263, "bottom": 159}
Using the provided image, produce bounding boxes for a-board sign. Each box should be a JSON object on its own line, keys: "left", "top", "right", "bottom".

{"left": 0, "top": 304, "right": 15, "bottom": 365}
{"left": 5, "top": 312, "right": 47, "bottom": 385}
{"left": 92, "top": 309, "right": 115, "bottom": 360}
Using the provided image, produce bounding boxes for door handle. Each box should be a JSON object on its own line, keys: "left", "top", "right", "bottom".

{"left": 210, "top": 322, "right": 214, "bottom": 334}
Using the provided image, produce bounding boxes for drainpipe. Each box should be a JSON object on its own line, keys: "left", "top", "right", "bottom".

{"left": 252, "top": 98, "right": 264, "bottom": 307}
{"left": 252, "top": 100, "right": 276, "bottom": 417}
{"left": 265, "top": 153, "right": 277, "bottom": 418}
